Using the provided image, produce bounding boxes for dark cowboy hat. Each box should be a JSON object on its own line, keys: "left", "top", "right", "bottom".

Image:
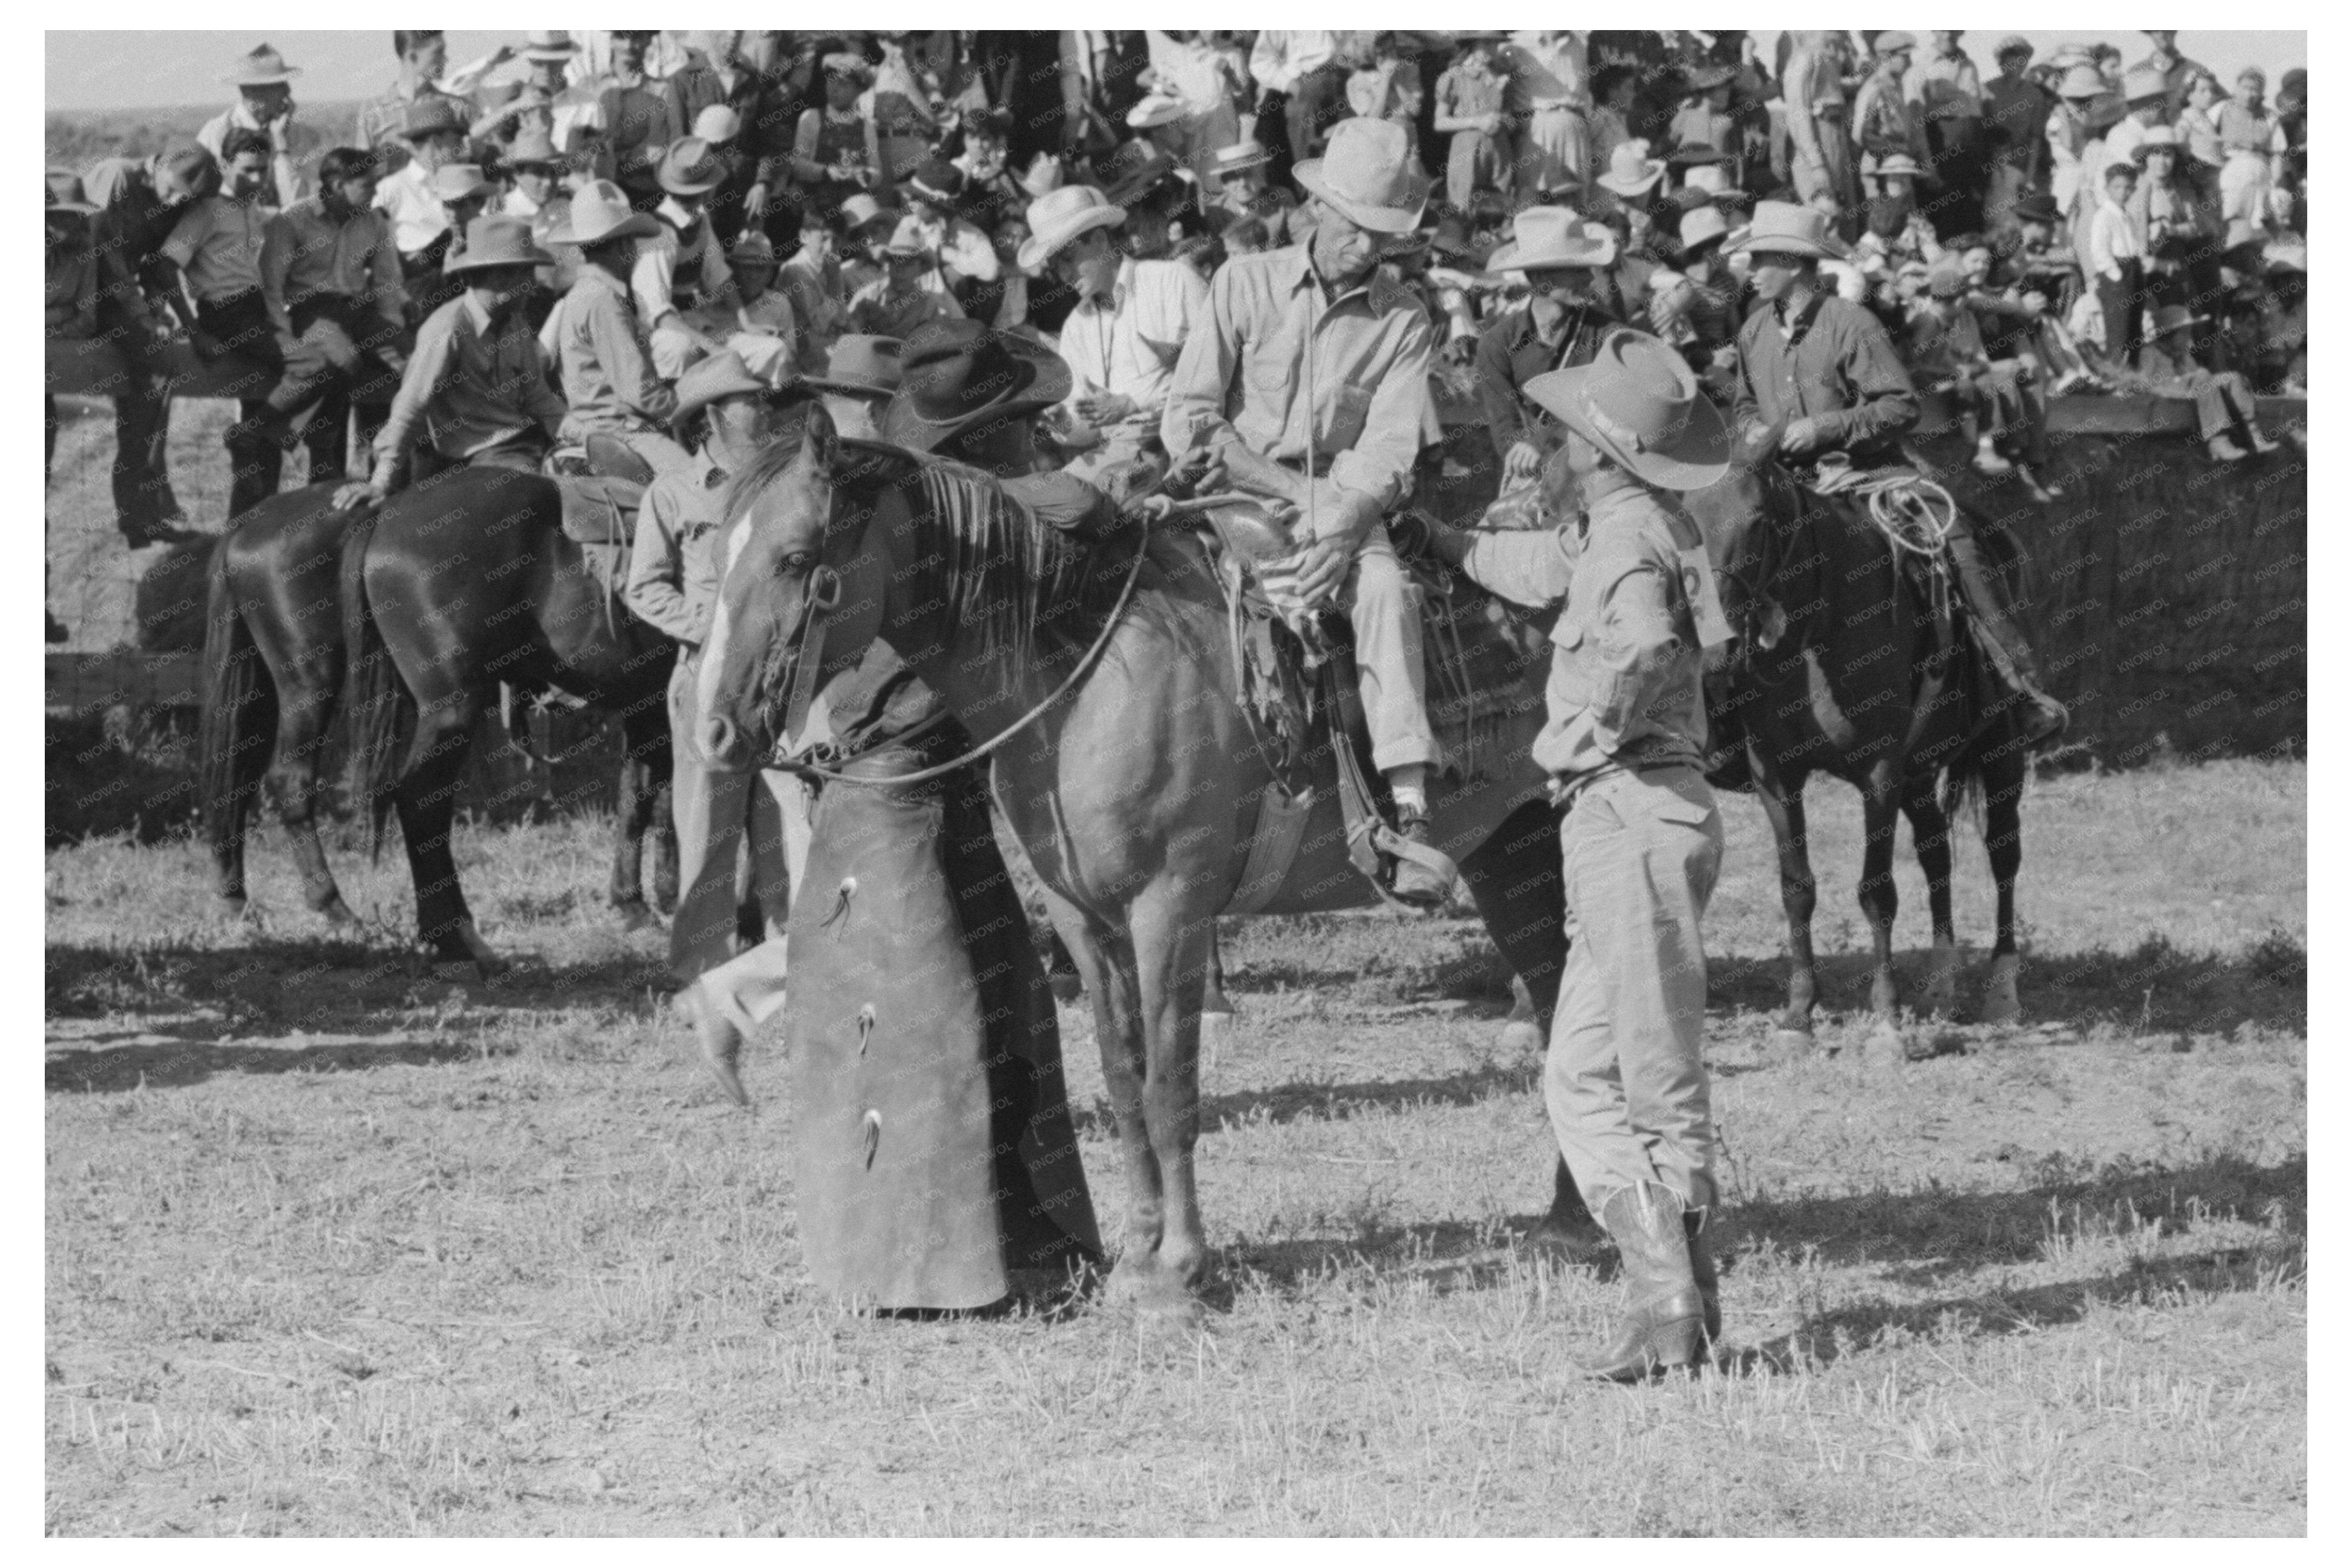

{"left": 881, "top": 320, "right": 1073, "bottom": 452}
{"left": 1099, "top": 139, "right": 1182, "bottom": 207}
{"left": 1667, "top": 142, "right": 1728, "bottom": 168}
{"left": 902, "top": 156, "right": 966, "bottom": 208}
{"left": 2011, "top": 191, "right": 2063, "bottom": 225}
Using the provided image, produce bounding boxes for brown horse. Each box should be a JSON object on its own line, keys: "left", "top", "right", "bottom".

{"left": 693, "top": 404, "right": 1578, "bottom": 1315}
{"left": 200, "top": 482, "right": 677, "bottom": 943}
{"left": 1685, "top": 427, "right": 2030, "bottom": 1053}
{"left": 332, "top": 466, "right": 679, "bottom": 968}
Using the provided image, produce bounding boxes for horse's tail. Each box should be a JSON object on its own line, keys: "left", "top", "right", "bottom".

{"left": 198, "top": 536, "right": 273, "bottom": 863}
{"left": 339, "top": 506, "right": 406, "bottom": 861}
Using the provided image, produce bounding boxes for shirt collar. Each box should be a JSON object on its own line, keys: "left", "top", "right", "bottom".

{"left": 461, "top": 290, "right": 495, "bottom": 334}
{"left": 657, "top": 196, "right": 700, "bottom": 230}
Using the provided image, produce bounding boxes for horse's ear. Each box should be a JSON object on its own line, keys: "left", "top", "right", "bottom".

{"left": 800, "top": 396, "right": 840, "bottom": 472}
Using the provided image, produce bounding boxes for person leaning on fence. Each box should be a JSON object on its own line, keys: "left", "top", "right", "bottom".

{"left": 2109, "top": 303, "right": 2283, "bottom": 465}
{"left": 1416, "top": 328, "right": 1737, "bottom": 1380}
{"left": 260, "top": 146, "right": 412, "bottom": 484}
{"left": 540, "top": 181, "right": 692, "bottom": 477}
{"left": 80, "top": 143, "right": 215, "bottom": 546}
{"left": 331, "top": 217, "right": 567, "bottom": 512}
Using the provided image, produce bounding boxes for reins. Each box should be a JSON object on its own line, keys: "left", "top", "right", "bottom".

{"left": 763, "top": 525, "right": 1153, "bottom": 789}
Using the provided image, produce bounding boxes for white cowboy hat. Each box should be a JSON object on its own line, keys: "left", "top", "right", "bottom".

{"left": 1597, "top": 139, "right": 1668, "bottom": 197}
{"left": 522, "top": 31, "right": 579, "bottom": 62}
{"left": 1293, "top": 117, "right": 1429, "bottom": 234}
{"left": 694, "top": 105, "right": 741, "bottom": 146}
{"left": 1484, "top": 206, "right": 1619, "bottom": 272}
{"left": 1677, "top": 204, "right": 1731, "bottom": 257}
{"left": 430, "top": 163, "right": 494, "bottom": 204}
{"left": 539, "top": 179, "right": 661, "bottom": 246}
{"left": 1212, "top": 140, "right": 1271, "bottom": 177}
{"left": 1016, "top": 184, "right": 1128, "bottom": 274}
{"left": 1525, "top": 328, "right": 1731, "bottom": 492}
{"left": 223, "top": 42, "right": 301, "bottom": 87}
{"left": 1724, "top": 199, "right": 1851, "bottom": 261}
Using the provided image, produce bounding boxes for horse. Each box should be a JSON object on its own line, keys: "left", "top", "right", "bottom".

{"left": 1685, "top": 426, "right": 2030, "bottom": 1055}
{"left": 319, "top": 465, "right": 679, "bottom": 969}
{"left": 693, "top": 403, "right": 1583, "bottom": 1316}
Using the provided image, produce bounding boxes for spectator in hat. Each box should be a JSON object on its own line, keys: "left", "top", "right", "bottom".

{"left": 260, "top": 145, "right": 412, "bottom": 484}
{"left": 1020, "top": 182, "right": 1207, "bottom": 490}
{"left": 1907, "top": 256, "right": 2052, "bottom": 487}
{"left": 541, "top": 180, "right": 691, "bottom": 477}
{"left": 355, "top": 31, "right": 473, "bottom": 177}
{"left": 790, "top": 53, "right": 882, "bottom": 227}
{"left": 1433, "top": 34, "right": 1515, "bottom": 215}
{"left": 1646, "top": 204, "right": 1739, "bottom": 383}
{"left": 802, "top": 334, "right": 905, "bottom": 441}
{"left": 373, "top": 97, "right": 473, "bottom": 292}
{"left": 1591, "top": 137, "right": 1666, "bottom": 225}
{"left": 1666, "top": 66, "right": 1740, "bottom": 180}
{"left": 2110, "top": 303, "right": 2280, "bottom": 462}
{"left": 1207, "top": 140, "right": 1304, "bottom": 249}
{"left": 1473, "top": 207, "right": 1628, "bottom": 481}
{"left": 2102, "top": 65, "right": 2179, "bottom": 166}
{"left": 1980, "top": 36, "right": 2049, "bottom": 229}
{"left": 199, "top": 42, "right": 322, "bottom": 209}
{"left": 1504, "top": 30, "right": 1593, "bottom": 206}
{"left": 2129, "top": 127, "right": 2221, "bottom": 310}
{"left": 80, "top": 144, "right": 217, "bottom": 544}
{"left": 591, "top": 31, "right": 684, "bottom": 213}
{"left": 1853, "top": 175, "right": 1943, "bottom": 282}
{"left": 403, "top": 161, "right": 494, "bottom": 322}
{"left": 775, "top": 206, "right": 850, "bottom": 374}
{"left": 848, "top": 217, "right": 965, "bottom": 339}
{"left": 835, "top": 193, "right": 899, "bottom": 299}
{"left": 951, "top": 108, "right": 1026, "bottom": 230}
{"left": 672, "top": 33, "right": 797, "bottom": 239}
{"left": 633, "top": 137, "right": 737, "bottom": 379}
{"left": 896, "top": 156, "right": 1002, "bottom": 309}
{"left": 2134, "top": 31, "right": 2211, "bottom": 118}
{"left": 330, "top": 215, "right": 567, "bottom": 511}
{"left": 684, "top": 231, "right": 798, "bottom": 384}
{"left": 1854, "top": 33, "right": 1932, "bottom": 201}
{"left": 2046, "top": 63, "right": 2115, "bottom": 218}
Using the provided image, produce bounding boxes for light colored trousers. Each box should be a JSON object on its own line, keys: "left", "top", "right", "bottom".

{"left": 1347, "top": 527, "right": 1439, "bottom": 771}
{"left": 1546, "top": 765, "right": 1725, "bottom": 1215}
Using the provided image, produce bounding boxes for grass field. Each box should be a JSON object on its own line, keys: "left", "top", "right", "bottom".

{"left": 44, "top": 754, "right": 2306, "bottom": 1535}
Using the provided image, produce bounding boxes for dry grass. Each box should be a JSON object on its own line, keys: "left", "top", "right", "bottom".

{"left": 45, "top": 757, "right": 2306, "bottom": 1535}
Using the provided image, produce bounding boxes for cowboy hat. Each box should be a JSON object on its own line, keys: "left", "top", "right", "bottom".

{"left": 881, "top": 214, "right": 935, "bottom": 260}
{"left": 670, "top": 350, "right": 780, "bottom": 431}
{"left": 803, "top": 334, "right": 907, "bottom": 401}
{"left": 403, "top": 96, "right": 469, "bottom": 141}
{"left": 821, "top": 51, "right": 875, "bottom": 82}
{"left": 1525, "top": 328, "right": 1730, "bottom": 491}
{"left": 45, "top": 169, "right": 98, "bottom": 215}
{"left": 2056, "top": 64, "right": 2110, "bottom": 100}
{"left": 2262, "top": 242, "right": 2307, "bottom": 274}
{"left": 1016, "top": 184, "right": 1128, "bottom": 273}
{"left": 2122, "top": 64, "right": 2170, "bottom": 104}
{"left": 1485, "top": 206, "right": 1619, "bottom": 272}
{"left": 223, "top": 42, "right": 301, "bottom": 87}
{"left": 443, "top": 215, "right": 554, "bottom": 274}
{"left": 2011, "top": 191, "right": 2064, "bottom": 225}
{"left": 1100, "top": 139, "right": 1183, "bottom": 207}
{"left": 727, "top": 230, "right": 778, "bottom": 267}
{"left": 1212, "top": 140, "right": 1271, "bottom": 178}
{"left": 1666, "top": 142, "right": 1727, "bottom": 168}
{"left": 540, "top": 179, "right": 661, "bottom": 245}
{"left": 694, "top": 105, "right": 741, "bottom": 146}
{"left": 1597, "top": 139, "right": 1668, "bottom": 197}
{"left": 504, "top": 124, "right": 562, "bottom": 168}
{"left": 522, "top": 30, "right": 579, "bottom": 61}
{"left": 1127, "top": 88, "right": 1188, "bottom": 129}
{"left": 1018, "top": 152, "right": 1066, "bottom": 200}
{"left": 1925, "top": 257, "right": 1971, "bottom": 299}
{"left": 1873, "top": 31, "right": 1917, "bottom": 57}
{"left": 1293, "top": 117, "right": 1429, "bottom": 234}
{"left": 1873, "top": 152, "right": 1925, "bottom": 178}
{"left": 1725, "top": 199, "right": 1851, "bottom": 260}
{"left": 902, "top": 157, "right": 965, "bottom": 208}
{"left": 839, "top": 193, "right": 893, "bottom": 234}
{"left": 1677, "top": 204, "right": 1731, "bottom": 258}
{"left": 2133, "top": 125, "right": 2183, "bottom": 156}
{"left": 657, "top": 137, "right": 726, "bottom": 197}
{"left": 430, "top": 163, "right": 494, "bottom": 203}
{"left": 1682, "top": 163, "right": 1748, "bottom": 204}
{"left": 881, "top": 320, "right": 1073, "bottom": 452}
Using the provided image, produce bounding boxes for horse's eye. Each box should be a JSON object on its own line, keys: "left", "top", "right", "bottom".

{"left": 779, "top": 550, "right": 814, "bottom": 577}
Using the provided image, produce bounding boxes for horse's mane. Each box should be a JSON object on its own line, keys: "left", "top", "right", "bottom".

{"left": 722, "top": 421, "right": 1139, "bottom": 670}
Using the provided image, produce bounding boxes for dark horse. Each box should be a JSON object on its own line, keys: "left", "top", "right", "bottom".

{"left": 693, "top": 404, "right": 1580, "bottom": 1315}
{"left": 1686, "top": 427, "right": 2032, "bottom": 1052}
{"left": 198, "top": 471, "right": 676, "bottom": 967}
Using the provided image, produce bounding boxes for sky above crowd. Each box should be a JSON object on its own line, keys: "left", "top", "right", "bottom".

{"left": 45, "top": 28, "right": 2309, "bottom": 114}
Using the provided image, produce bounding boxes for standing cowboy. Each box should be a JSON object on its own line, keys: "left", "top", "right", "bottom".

{"left": 333, "top": 216, "right": 567, "bottom": 511}
{"left": 199, "top": 42, "right": 320, "bottom": 209}
{"left": 1162, "top": 116, "right": 1450, "bottom": 905}
{"left": 1471, "top": 208, "right": 1624, "bottom": 485}
{"left": 1726, "top": 200, "right": 2067, "bottom": 743}
{"left": 540, "top": 181, "right": 692, "bottom": 477}
{"left": 1422, "top": 328, "right": 1736, "bottom": 1380}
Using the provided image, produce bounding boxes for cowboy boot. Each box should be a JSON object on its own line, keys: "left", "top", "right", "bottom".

{"left": 1943, "top": 526, "right": 2068, "bottom": 744}
{"left": 1388, "top": 806, "right": 1453, "bottom": 908}
{"left": 1579, "top": 1181, "right": 1708, "bottom": 1382}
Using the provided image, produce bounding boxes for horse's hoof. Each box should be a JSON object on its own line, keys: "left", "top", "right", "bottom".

{"left": 1920, "top": 942, "right": 1962, "bottom": 1017}
{"left": 1861, "top": 1019, "right": 1908, "bottom": 1071}
{"left": 1498, "top": 1019, "right": 1545, "bottom": 1058}
{"left": 1981, "top": 954, "right": 2022, "bottom": 1025}
{"left": 1767, "top": 1027, "right": 1816, "bottom": 1062}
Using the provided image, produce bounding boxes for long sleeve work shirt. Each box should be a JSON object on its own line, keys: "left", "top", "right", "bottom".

{"left": 261, "top": 197, "right": 406, "bottom": 331}
{"left": 1472, "top": 296, "right": 1622, "bottom": 463}
{"left": 625, "top": 447, "right": 730, "bottom": 647}
{"left": 1731, "top": 292, "right": 1920, "bottom": 468}
{"left": 1055, "top": 255, "right": 1210, "bottom": 440}
{"left": 547, "top": 266, "right": 678, "bottom": 439}
{"left": 371, "top": 292, "right": 567, "bottom": 477}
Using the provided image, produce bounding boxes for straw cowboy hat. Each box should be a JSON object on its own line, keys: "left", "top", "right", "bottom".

{"left": 443, "top": 215, "right": 554, "bottom": 275}
{"left": 1598, "top": 139, "right": 1668, "bottom": 197}
{"left": 670, "top": 350, "right": 781, "bottom": 432}
{"left": 881, "top": 320, "right": 1073, "bottom": 452}
{"left": 1018, "top": 152, "right": 1066, "bottom": 201}
{"left": 2121, "top": 64, "right": 2170, "bottom": 105}
{"left": 431, "top": 163, "right": 495, "bottom": 203}
{"left": 504, "top": 124, "right": 562, "bottom": 168}
{"left": 540, "top": 179, "right": 661, "bottom": 246}
{"left": 694, "top": 105, "right": 741, "bottom": 146}
{"left": 1016, "top": 184, "right": 1128, "bottom": 273}
{"left": 1677, "top": 204, "right": 1731, "bottom": 258}
{"left": 1873, "top": 31, "right": 1917, "bottom": 58}
{"left": 1725, "top": 199, "right": 1851, "bottom": 261}
{"left": 2133, "top": 125, "right": 2183, "bottom": 158}
{"left": 1522, "top": 328, "right": 1730, "bottom": 492}
{"left": 657, "top": 137, "right": 727, "bottom": 197}
{"left": 403, "top": 96, "right": 469, "bottom": 141}
{"left": 522, "top": 31, "right": 579, "bottom": 62}
{"left": 804, "top": 334, "right": 907, "bottom": 401}
{"left": 838, "top": 193, "right": 897, "bottom": 236}
{"left": 46, "top": 169, "right": 98, "bottom": 216}
{"left": 2056, "top": 64, "right": 2110, "bottom": 101}
{"left": 1682, "top": 163, "right": 1749, "bottom": 206}
{"left": 1212, "top": 140, "right": 1271, "bottom": 178}
{"left": 1293, "top": 117, "right": 1429, "bottom": 234}
{"left": 1484, "top": 206, "right": 1619, "bottom": 272}
{"left": 223, "top": 42, "right": 301, "bottom": 87}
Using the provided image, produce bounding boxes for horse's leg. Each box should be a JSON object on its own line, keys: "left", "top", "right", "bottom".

{"left": 265, "top": 665, "right": 357, "bottom": 926}
{"left": 1127, "top": 885, "right": 1217, "bottom": 1311}
{"left": 1199, "top": 930, "right": 1235, "bottom": 1061}
{"left": 1902, "top": 770, "right": 1960, "bottom": 1016}
{"left": 1856, "top": 759, "right": 1908, "bottom": 1062}
{"left": 648, "top": 730, "right": 679, "bottom": 916}
{"left": 392, "top": 687, "right": 502, "bottom": 973}
{"left": 1046, "top": 897, "right": 1165, "bottom": 1290}
{"left": 1980, "top": 749, "right": 2027, "bottom": 1024}
{"left": 610, "top": 704, "right": 666, "bottom": 932}
{"left": 1750, "top": 754, "right": 1820, "bottom": 1052}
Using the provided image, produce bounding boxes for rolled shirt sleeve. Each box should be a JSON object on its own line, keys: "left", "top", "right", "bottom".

{"left": 624, "top": 478, "right": 703, "bottom": 646}
{"left": 1324, "top": 304, "right": 1433, "bottom": 511}
{"left": 1458, "top": 526, "right": 1577, "bottom": 610}
{"left": 1586, "top": 555, "right": 1688, "bottom": 758}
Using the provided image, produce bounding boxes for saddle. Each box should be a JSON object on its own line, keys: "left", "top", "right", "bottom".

{"left": 543, "top": 435, "right": 654, "bottom": 546}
